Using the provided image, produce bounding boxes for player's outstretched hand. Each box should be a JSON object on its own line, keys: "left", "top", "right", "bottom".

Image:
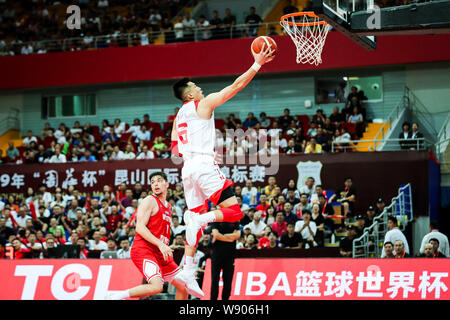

{"left": 158, "top": 242, "right": 174, "bottom": 261}
{"left": 252, "top": 43, "right": 275, "bottom": 66}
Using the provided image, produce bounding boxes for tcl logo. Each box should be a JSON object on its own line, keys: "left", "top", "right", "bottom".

{"left": 14, "top": 264, "right": 119, "bottom": 300}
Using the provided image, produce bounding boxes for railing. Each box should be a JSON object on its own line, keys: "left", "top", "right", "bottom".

{"left": 331, "top": 137, "right": 433, "bottom": 152}
{"left": 0, "top": 107, "right": 20, "bottom": 136}
{"left": 405, "top": 87, "right": 439, "bottom": 141}
{"left": 373, "top": 87, "right": 409, "bottom": 147}
{"left": 0, "top": 22, "right": 284, "bottom": 56}
{"left": 352, "top": 183, "right": 413, "bottom": 258}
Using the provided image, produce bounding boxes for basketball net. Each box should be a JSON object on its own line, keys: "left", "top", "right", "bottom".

{"left": 280, "top": 12, "right": 331, "bottom": 66}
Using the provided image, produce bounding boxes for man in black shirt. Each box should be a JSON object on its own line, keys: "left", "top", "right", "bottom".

{"left": 355, "top": 215, "right": 366, "bottom": 238}
{"left": 339, "top": 225, "right": 358, "bottom": 257}
{"left": 280, "top": 223, "right": 302, "bottom": 248}
{"left": 245, "top": 7, "right": 262, "bottom": 37}
{"left": 209, "top": 10, "right": 222, "bottom": 40}
{"left": 210, "top": 222, "right": 241, "bottom": 300}
{"left": 222, "top": 8, "right": 236, "bottom": 39}
{"left": 283, "top": 0, "right": 299, "bottom": 15}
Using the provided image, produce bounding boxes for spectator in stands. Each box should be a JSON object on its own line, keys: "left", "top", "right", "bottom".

{"left": 100, "top": 238, "right": 117, "bottom": 258}
{"left": 77, "top": 237, "right": 89, "bottom": 259}
{"left": 383, "top": 241, "right": 394, "bottom": 258}
{"left": 310, "top": 203, "right": 325, "bottom": 247}
{"left": 196, "top": 15, "right": 212, "bottom": 41}
{"left": 295, "top": 210, "right": 317, "bottom": 248}
{"left": 245, "top": 6, "right": 262, "bottom": 37}
{"left": 152, "top": 136, "right": 169, "bottom": 158}
{"left": 344, "top": 86, "right": 362, "bottom": 118}
{"left": 161, "top": 17, "right": 175, "bottom": 43}
{"left": 209, "top": 10, "right": 222, "bottom": 40}
{"left": 299, "top": 177, "right": 315, "bottom": 197}
{"left": 182, "top": 12, "right": 196, "bottom": 42}
{"left": 330, "top": 177, "right": 356, "bottom": 216}
{"left": 398, "top": 121, "right": 412, "bottom": 150}
{"left": 419, "top": 221, "right": 449, "bottom": 257}
{"left": 244, "top": 210, "right": 267, "bottom": 239}
{"left": 381, "top": 215, "right": 409, "bottom": 258}
{"left": 410, "top": 122, "right": 424, "bottom": 150}
{"left": 243, "top": 112, "right": 258, "bottom": 128}
{"left": 171, "top": 215, "right": 186, "bottom": 238}
{"left": 170, "top": 233, "right": 185, "bottom": 250}
{"left": 339, "top": 225, "right": 359, "bottom": 257}
{"left": 242, "top": 179, "right": 258, "bottom": 206}
{"left": 278, "top": 108, "right": 293, "bottom": 130}
{"left": 315, "top": 128, "right": 329, "bottom": 151}
{"left": 366, "top": 205, "right": 377, "bottom": 226}
{"left": 47, "top": 144, "right": 66, "bottom": 163}
{"left": 174, "top": 16, "right": 185, "bottom": 42}
{"left": 348, "top": 106, "right": 364, "bottom": 138}
{"left": 429, "top": 238, "right": 447, "bottom": 258}
{"left": 305, "top": 137, "right": 323, "bottom": 154}
{"left": 79, "top": 149, "right": 96, "bottom": 162}
{"left": 283, "top": 203, "right": 298, "bottom": 224}
{"left": 283, "top": 0, "right": 299, "bottom": 14}
{"left": 271, "top": 211, "right": 288, "bottom": 238}
{"left": 6, "top": 142, "right": 19, "bottom": 162}
{"left": 284, "top": 138, "right": 302, "bottom": 154}
{"left": 222, "top": 8, "right": 237, "bottom": 39}
{"left": 393, "top": 239, "right": 410, "bottom": 258}
{"left": 375, "top": 197, "right": 386, "bottom": 215}
{"left": 22, "top": 130, "right": 38, "bottom": 147}
{"left": 11, "top": 238, "right": 31, "bottom": 259}
{"left": 122, "top": 143, "right": 136, "bottom": 159}
{"left": 149, "top": 8, "right": 162, "bottom": 33}
{"left": 136, "top": 144, "right": 155, "bottom": 159}
{"left": 259, "top": 112, "right": 271, "bottom": 129}
{"left": 419, "top": 243, "right": 435, "bottom": 258}
{"left": 89, "top": 230, "right": 108, "bottom": 251}
{"left": 355, "top": 214, "right": 366, "bottom": 238}
{"left": 280, "top": 222, "right": 302, "bottom": 248}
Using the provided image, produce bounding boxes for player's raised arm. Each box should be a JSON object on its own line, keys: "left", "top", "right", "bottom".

{"left": 170, "top": 118, "right": 179, "bottom": 157}
{"left": 135, "top": 196, "right": 173, "bottom": 260}
{"left": 197, "top": 44, "right": 275, "bottom": 119}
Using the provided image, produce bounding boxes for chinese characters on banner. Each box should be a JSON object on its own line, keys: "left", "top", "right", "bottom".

{"left": 0, "top": 160, "right": 267, "bottom": 193}
{"left": 202, "top": 258, "right": 450, "bottom": 300}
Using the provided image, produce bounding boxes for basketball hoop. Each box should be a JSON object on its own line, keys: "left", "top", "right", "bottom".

{"left": 280, "top": 12, "right": 331, "bottom": 66}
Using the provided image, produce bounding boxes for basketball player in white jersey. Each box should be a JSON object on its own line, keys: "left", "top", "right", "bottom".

{"left": 170, "top": 44, "right": 275, "bottom": 298}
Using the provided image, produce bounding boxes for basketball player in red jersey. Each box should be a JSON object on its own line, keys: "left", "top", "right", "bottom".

{"left": 105, "top": 171, "right": 188, "bottom": 300}
{"left": 170, "top": 44, "right": 275, "bottom": 298}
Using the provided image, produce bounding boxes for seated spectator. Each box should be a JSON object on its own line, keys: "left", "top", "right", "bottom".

{"left": 264, "top": 176, "right": 278, "bottom": 197}
{"left": 299, "top": 177, "right": 315, "bottom": 197}
{"left": 409, "top": 122, "right": 424, "bottom": 150}
{"left": 242, "top": 179, "right": 258, "bottom": 206}
{"left": 418, "top": 243, "right": 436, "bottom": 258}
{"left": 294, "top": 210, "right": 317, "bottom": 248}
{"left": 381, "top": 215, "right": 410, "bottom": 258}
{"left": 305, "top": 137, "right": 323, "bottom": 154}
{"left": 398, "top": 121, "right": 412, "bottom": 150}
{"left": 280, "top": 223, "right": 302, "bottom": 248}
{"left": 22, "top": 130, "right": 38, "bottom": 147}
{"left": 79, "top": 149, "right": 96, "bottom": 162}
{"left": 259, "top": 112, "right": 271, "bottom": 129}
{"left": 307, "top": 122, "right": 318, "bottom": 138}
{"left": 171, "top": 215, "right": 186, "bottom": 237}
{"left": 429, "top": 238, "right": 447, "bottom": 258}
{"left": 419, "top": 221, "right": 449, "bottom": 257}
{"left": 122, "top": 143, "right": 136, "bottom": 159}
{"left": 77, "top": 237, "right": 89, "bottom": 259}
{"left": 315, "top": 128, "right": 329, "bottom": 151}
{"left": 271, "top": 211, "right": 288, "bottom": 239}
{"left": 339, "top": 225, "right": 359, "bottom": 257}
{"left": 170, "top": 233, "right": 185, "bottom": 250}
{"left": 284, "top": 139, "right": 302, "bottom": 154}
{"left": 243, "top": 112, "right": 258, "bottom": 128}
{"left": 6, "top": 142, "right": 19, "bottom": 162}
{"left": 329, "top": 177, "right": 356, "bottom": 216}
{"left": 393, "top": 240, "right": 410, "bottom": 258}
{"left": 11, "top": 238, "right": 31, "bottom": 259}
{"left": 257, "top": 226, "right": 273, "bottom": 249}
{"left": 355, "top": 214, "right": 366, "bottom": 238}
{"left": 348, "top": 106, "right": 364, "bottom": 138}
{"left": 268, "top": 121, "right": 282, "bottom": 138}
{"left": 383, "top": 241, "right": 394, "bottom": 258}
{"left": 152, "top": 136, "right": 169, "bottom": 158}
{"left": 283, "top": 203, "right": 298, "bottom": 224}
{"left": 244, "top": 210, "right": 267, "bottom": 239}
{"left": 100, "top": 238, "right": 118, "bottom": 258}
{"left": 47, "top": 144, "right": 66, "bottom": 163}
{"left": 244, "top": 233, "right": 257, "bottom": 249}
{"left": 136, "top": 144, "right": 155, "bottom": 159}
{"left": 293, "top": 193, "right": 312, "bottom": 219}
{"left": 344, "top": 86, "right": 362, "bottom": 118}
{"left": 285, "top": 189, "right": 300, "bottom": 207}
{"left": 329, "top": 106, "right": 344, "bottom": 126}
{"left": 89, "top": 231, "right": 108, "bottom": 251}
{"left": 117, "top": 237, "right": 131, "bottom": 259}
{"left": 134, "top": 125, "right": 152, "bottom": 143}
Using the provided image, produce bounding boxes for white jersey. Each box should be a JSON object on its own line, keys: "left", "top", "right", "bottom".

{"left": 176, "top": 100, "right": 216, "bottom": 160}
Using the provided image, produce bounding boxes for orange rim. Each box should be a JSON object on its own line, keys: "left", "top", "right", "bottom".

{"left": 280, "top": 12, "right": 328, "bottom": 27}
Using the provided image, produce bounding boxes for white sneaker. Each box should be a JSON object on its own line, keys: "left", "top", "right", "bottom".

{"left": 184, "top": 210, "right": 202, "bottom": 247}
{"left": 173, "top": 269, "right": 204, "bottom": 299}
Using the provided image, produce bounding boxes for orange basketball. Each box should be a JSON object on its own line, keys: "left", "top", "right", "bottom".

{"left": 251, "top": 36, "right": 277, "bottom": 55}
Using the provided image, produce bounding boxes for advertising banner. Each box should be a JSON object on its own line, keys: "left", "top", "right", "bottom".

{"left": 201, "top": 258, "right": 450, "bottom": 300}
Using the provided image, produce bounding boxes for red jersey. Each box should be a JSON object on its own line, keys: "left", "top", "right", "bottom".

{"left": 132, "top": 195, "right": 172, "bottom": 251}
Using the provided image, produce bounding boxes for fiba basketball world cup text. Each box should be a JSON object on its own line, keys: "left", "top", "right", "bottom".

{"left": 171, "top": 128, "right": 280, "bottom": 176}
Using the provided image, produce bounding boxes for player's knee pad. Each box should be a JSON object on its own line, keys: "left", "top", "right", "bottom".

{"left": 220, "top": 203, "right": 243, "bottom": 223}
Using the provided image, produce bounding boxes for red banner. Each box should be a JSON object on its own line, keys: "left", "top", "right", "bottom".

{"left": 201, "top": 258, "right": 450, "bottom": 300}
{"left": 0, "top": 259, "right": 142, "bottom": 300}
{"left": 1, "top": 34, "right": 450, "bottom": 89}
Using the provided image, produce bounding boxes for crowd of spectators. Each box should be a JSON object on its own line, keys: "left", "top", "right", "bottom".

{"left": 0, "top": 101, "right": 371, "bottom": 167}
